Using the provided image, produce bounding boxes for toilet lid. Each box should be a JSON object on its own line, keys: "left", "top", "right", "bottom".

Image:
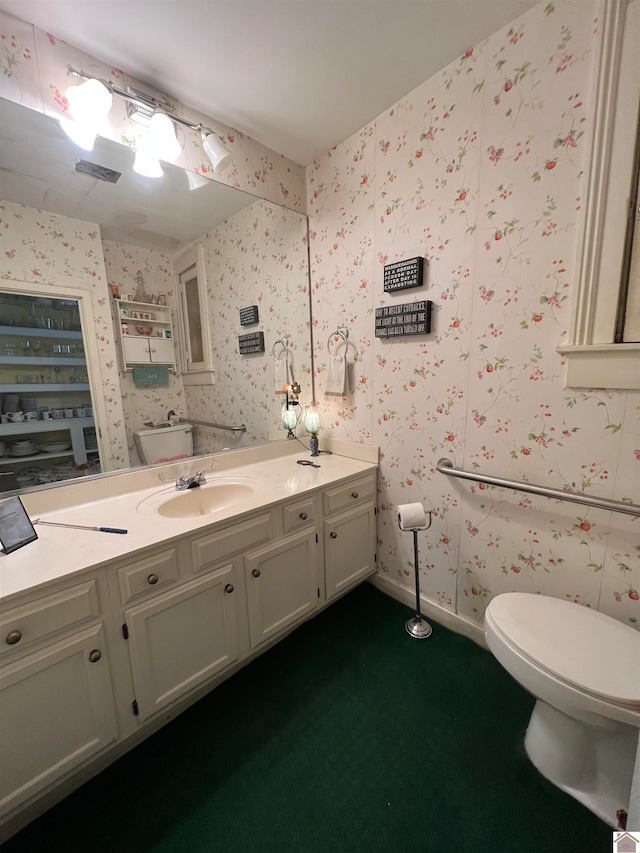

{"left": 486, "top": 593, "right": 640, "bottom": 709}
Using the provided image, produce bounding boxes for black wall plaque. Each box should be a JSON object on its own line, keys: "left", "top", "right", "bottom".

{"left": 375, "top": 300, "right": 432, "bottom": 337}
{"left": 238, "top": 331, "right": 265, "bottom": 354}
{"left": 383, "top": 257, "right": 425, "bottom": 292}
{"left": 239, "top": 305, "right": 259, "bottom": 326}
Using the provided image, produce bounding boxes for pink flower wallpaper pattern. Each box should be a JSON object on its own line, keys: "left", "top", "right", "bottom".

{"left": 307, "top": 0, "right": 639, "bottom": 629}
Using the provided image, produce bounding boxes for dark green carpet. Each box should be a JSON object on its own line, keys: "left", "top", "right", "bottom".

{"left": 5, "top": 583, "right": 611, "bottom": 852}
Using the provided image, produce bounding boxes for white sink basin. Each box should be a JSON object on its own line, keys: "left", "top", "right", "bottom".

{"left": 158, "top": 483, "right": 254, "bottom": 518}
{"left": 136, "top": 477, "right": 258, "bottom": 518}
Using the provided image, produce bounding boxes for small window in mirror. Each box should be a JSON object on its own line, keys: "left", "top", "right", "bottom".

{"left": 174, "top": 244, "right": 215, "bottom": 385}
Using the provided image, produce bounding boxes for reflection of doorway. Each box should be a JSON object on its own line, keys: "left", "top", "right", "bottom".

{"left": 0, "top": 286, "right": 109, "bottom": 490}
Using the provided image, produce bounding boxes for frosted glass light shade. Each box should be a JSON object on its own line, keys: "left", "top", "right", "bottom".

{"left": 202, "top": 132, "right": 233, "bottom": 173}
{"left": 60, "top": 78, "right": 113, "bottom": 150}
{"left": 187, "top": 171, "right": 210, "bottom": 191}
{"left": 303, "top": 405, "right": 320, "bottom": 434}
{"left": 281, "top": 406, "right": 297, "bottom": 431}
{"left": 133, "top": 148, "right": 163, "bottom": 178}
{"left": 147, "top": 112, "right": 182, "bottom": 160}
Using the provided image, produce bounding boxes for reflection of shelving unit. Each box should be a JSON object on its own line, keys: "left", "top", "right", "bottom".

{"left": 0, "top": 315, "right": 98, "bottom": 485}
{"left": 113, "top": 300, "right": 176, "bottom": 372}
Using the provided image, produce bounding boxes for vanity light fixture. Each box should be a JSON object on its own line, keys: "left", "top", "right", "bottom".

{"left": 62, "top": 66, "right": 234, "bottom": 176}
{"left": 60, "top": 77, "right": 113, "bottom": 151}
{"left": 302, "top": 405, "right": 321, "bottom": 456}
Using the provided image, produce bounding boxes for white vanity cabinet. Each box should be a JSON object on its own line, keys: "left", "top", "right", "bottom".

{"left": 114, "top": 544, "right": 239, "bottom": 723}
{"left": 323, "top": 473, "right": 377, "bottom": 599}
{"left": 0, "top": 574, "right": 118, "bottom": 816}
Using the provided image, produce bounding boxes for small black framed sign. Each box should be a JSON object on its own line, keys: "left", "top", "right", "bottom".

{"left": 375, "top": 300, "right": 433, "bottom": 337}
{"left": 383, "top": 257, "right": 425, "bottom": 293}
{"left": 0, "top": 496, "right": 38, "bottom": 554}
{"left": 239, "top": 305, "right": 259, "bottom": 326}
{"left": 238, "top": 331, "right": 265, "bottom": 354}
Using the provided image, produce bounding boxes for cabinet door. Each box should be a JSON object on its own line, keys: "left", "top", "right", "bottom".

{"left": 122, "top": 336, "right": 151, "bottom": 364}
{"left": 324, "top": 504, "right": 376, "bottom": 600}
{"left": 244, "top": 530, "right": 318, "bottom": 648}
{"left": 124, "top": 567, "right": 238, "bottom": 721}
{"left": 0, "top": 624, "right": 117, "bottom": 815}
{"left": 148, "top": 337, "right": 174, "bottom": 365}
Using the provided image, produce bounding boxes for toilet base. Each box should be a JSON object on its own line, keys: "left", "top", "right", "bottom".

{"left": 524, "top": 698, "right": 637, "bottom": 828}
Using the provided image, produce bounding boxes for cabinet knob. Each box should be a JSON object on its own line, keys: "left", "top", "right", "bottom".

{"left": 89, "top": 649, "right": 102, "bottom": 663}
{"left": 299, "top": 512, "right": 308, "bottom": 520}
{"left": 252, "top": 568, "right": 261, "bottom": 578}
{"left": 351, "top": 491, "right": 359, "bottom": 499}
{"left": 224, "top": 583, "right": 235, "bottom": 594}
{"left": 330, "top": 531, "right": 338, "bottom": 539}
{"left": 147, "top": 573, "right": 159, "bottom": 585}
{"left": 5, "top": 629, "right": 22, "bottom": 646}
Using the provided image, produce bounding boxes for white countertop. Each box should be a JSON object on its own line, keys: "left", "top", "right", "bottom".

{"left": 0, "top": 442, "right": 377, "bottom": 602}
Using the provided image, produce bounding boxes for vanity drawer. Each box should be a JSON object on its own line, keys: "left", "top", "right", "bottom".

{"left": 282, "top": 497, "right": 316, "bottom": 534}
{"left": 323, "top": 473, "right": 376, "bottom": 516}
{"left": 192, "top": 512, "right": 272, "bottom": 573}
{"left": 117, "top": 548, "right": 179, "bottom": 604}
{"left": 1, "top": 579, "right": 101, "bottom": 658}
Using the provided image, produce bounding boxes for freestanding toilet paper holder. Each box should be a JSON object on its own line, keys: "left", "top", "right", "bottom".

{"left": 397, "top": 505, "right": 433, "bottom": 639}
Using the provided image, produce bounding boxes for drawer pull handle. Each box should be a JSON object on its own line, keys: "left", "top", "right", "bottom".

{"left": 252, "top": 568, "right": 261, "bottom": 578}
{"left": 89, "top": 649, "right": 102, "bottom": 663}
{"left": 351, "top": 491, "right": 359, "bottom": 499}
{"left": 330, "top": 531, "right": 338, "bottom": 539}
{"left": 147, "top": 573, "right": 159, "bottom": 585}
{"left": 299, "top": 512, "right": 308, "bottom": 520}
{"left": 224, "top": 583, "right": 235, "bottom": 594}
{"left": 5, "top": 629, "right": 22, "bottom": 646}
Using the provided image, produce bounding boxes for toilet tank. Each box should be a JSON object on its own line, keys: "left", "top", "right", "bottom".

{"left": 134, "top": 424, "right": 193, "bottom": 464}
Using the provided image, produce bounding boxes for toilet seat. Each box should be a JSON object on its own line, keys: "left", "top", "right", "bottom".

{"left": 485, "top": 593, "right": 640, "bottom": 711}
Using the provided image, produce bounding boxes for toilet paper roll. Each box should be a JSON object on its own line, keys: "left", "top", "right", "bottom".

{"left": 397, "top": 502, "right": 428, "bottom": 531}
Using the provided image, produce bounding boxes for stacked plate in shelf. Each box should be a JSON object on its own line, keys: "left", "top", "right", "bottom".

{"left": 10, "top": 440, "right": 37, "bottom": 456}
{"left": 2, "top": 394, "right": 20, "bottom": 414}
{"left": 19, "top": 396, "right": 38, "bottom": 412}
{"left": 39, "top": 441, "right": 72, "bottom": 453}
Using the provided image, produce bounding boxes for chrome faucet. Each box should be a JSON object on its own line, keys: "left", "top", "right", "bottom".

{"left": 175, "top": 471, "right": 207, "bottom": 491}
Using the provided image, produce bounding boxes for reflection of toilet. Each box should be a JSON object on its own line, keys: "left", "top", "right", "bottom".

{"left": 484, "top": 592, "right": 640, "bottom": 827}
{"left": 133, "top": 424, "right": 194, "bottom": 464}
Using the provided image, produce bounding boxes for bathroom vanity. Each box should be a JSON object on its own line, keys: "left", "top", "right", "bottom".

{"left": 0, "top": 441, "right": 377, "bottom": 839}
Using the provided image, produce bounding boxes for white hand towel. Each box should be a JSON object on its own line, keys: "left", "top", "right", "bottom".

{"left": 274, "top": 357, "right": 289, "bottom": 394}
{"left": 324, "top": 354, "right": 347, "bottom": 398}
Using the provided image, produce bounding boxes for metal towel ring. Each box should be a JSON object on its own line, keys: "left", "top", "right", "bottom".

{"left": 272, "top": 338, "right": 289, "bottom": 361}
{"left": 326, "top": 327, "right": 349, "bottom": 355}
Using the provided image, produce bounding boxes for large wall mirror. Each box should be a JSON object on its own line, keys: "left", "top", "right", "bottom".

{"left": 0, "top": 98, "right": 313, "bottom": 495}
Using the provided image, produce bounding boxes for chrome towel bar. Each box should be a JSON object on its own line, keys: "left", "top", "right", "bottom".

{"left": 179, "top": 417, "right": 246, "bottom": 433}
{"left": 436, "top": 458, "right": 640, "bottom": 518}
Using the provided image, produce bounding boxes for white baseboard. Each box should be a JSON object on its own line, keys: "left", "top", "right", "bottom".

{"left": 369, "top": 574, "right": 487, "bottom": 649}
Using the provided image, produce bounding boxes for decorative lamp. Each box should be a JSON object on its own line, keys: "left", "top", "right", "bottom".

{"left": 303, "top": 405, "right": 321, "bottom": 457}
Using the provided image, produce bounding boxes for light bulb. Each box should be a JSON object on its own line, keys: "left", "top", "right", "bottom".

{"left": 60, "top": 77, "right": 112, "bottom": 150}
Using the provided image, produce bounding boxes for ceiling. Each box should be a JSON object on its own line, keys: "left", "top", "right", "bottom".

{"left": 0, "top": 0, "right": 539, "bottom": 166}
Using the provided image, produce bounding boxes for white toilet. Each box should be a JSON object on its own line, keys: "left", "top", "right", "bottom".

{"left": 484, "top": 592, "right": 640, "bottom": 828}
{"left": 133, "top": 423, "right": 194, "bottom": 464}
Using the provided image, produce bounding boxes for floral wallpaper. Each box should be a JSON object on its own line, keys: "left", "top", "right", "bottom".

{"left": 101, "top": 241, "right": 186, "bottom": 466}
{"left": 0, "top": 201, "right": 129, "bottom": 469}
{"left": 307, "top": 0, "right": 640, "bottom": 629}
{"left": 185, "top": 198, "right": 312, "bottom": 452}
{"left": 0, "top": 9, "right": 306, "bottom": 213}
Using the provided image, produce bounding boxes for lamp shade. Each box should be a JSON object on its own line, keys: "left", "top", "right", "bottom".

{"left": 303, "top": 405, "right": 320, "bottom": 435}
{"left": 147, "top": 111, "right": 182, "bottom": 161}
{"left": 281, "top": 406, "right": 297, "bottom": 431}
{"left": 202, "top": 132, "right": 233, "bottom": 173}
{"left": 133, "top": 147, "right": 164, "bottom": 178}
{"left": 60, "top": 78, "right": 113, "bottom": 150}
